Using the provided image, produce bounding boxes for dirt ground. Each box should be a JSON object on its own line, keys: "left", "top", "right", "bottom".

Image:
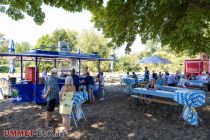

{"left": 0, "top": 84, "right": 210, "bottom": 140}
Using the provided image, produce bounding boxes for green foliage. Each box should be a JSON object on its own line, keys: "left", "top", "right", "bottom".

{"left": 0, "top": 33, "right": 8, "bottom": 53}
{"left": 0, "top": 0, "right": 102, "bottom": 25}
{"left": 77, "top": 30, "right": 111, "bottom": 72}
{"left": 115, "top": 41, "right": 195, "bottom": 73}
{"left": 0, "top": 65, "right": 9, "bottom": 73}
{"left": 34, "top": 29, "right": 77, "bottom": 52}
{"left": 34, "top": 34, "right": 51, "bottom": 50}
{"left": 115, "top": 54, "right": 141, "bottom": 72}
{"left": 39, "top": 62, "right": 53, "bottom": 72}
{"left": 33, "top": 29, "right": 111, "bottom": 72}
{"left": 3, "top": 0, "right": 210, "bottom": 55}
{"left": 15, "top": 42, "right": 31, "bottom": 53}
{"left": 92, "top": 0, "right": 210, "bottom": 55}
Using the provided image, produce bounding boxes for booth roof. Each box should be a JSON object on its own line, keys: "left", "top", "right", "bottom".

{"left": 22, "top": 50, "right": 100, "bottom": 59}
{"left": 0, "top": 50, "right": 113, "bottom": 61}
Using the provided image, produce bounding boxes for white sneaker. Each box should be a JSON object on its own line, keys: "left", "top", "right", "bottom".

{"left": 100, "top": 97, "right": 104, "bottom": 101}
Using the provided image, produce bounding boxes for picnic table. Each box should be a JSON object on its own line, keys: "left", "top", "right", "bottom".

{"left": 186, "top": 80, "right": 208, "bottom": 90}
{"left": 124, "top": 81, "right": 206, "bottom": 126}
{"left": 132, "top": 88, "right": 205, "bottom": 126}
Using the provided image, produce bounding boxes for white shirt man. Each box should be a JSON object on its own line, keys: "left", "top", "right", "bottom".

{"left": 177, "top": 78, "right": 188, "bottom": 87}
{"left": 199, "top": 75, "right": 208, "bottom": 81}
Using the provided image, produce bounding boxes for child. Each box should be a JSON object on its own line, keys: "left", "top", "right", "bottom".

{"left": 59, "top": 76, "right": 75, "bottom": 134}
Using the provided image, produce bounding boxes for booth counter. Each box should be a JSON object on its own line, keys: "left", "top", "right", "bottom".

{"left": 10, "top": 78, "right": 99, "bottom": 104}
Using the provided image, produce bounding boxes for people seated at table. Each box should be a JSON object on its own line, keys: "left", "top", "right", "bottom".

{"left": 175, "top": 71, "right": 181, "bottom": 82}
{"left": 146, "top": 79, "right": 157, "bottom": 90}
{"left": 189, "top": 73, "right": 196, "bottom": 80}
{"left": 167, "top": 74, "right": 176, "bottom": 86}
{"left": 131, "top": 72, "right": 138, "bottom": 80}
{"left": 144, "top": 67, "right": 150, "bottom": 82}
{"left": 152, "top": 71, "right": 158, "bottom": 80}
{"left": 162, "top": 72, "right": 169, "bottom": 85}
{"left": 59, "top": 76, "right": 75, "bottom": 134}
{"left": 84, "top": 72, "right": 95, "bottom": 102}
{"left": 158, "top": 72, "right": 162, "bottom": 77}
{"left": 125, "top": 72, "right": 130, "bottom": 78}
{"left": 199, "top": 72, "right": 208, "bottom": 81}
{"left": 156, "top": 75, "right": 164, "bottom": 85}
{"left": 131, "top": 72, "right": 138, "bottom": 87}
{"left": 177, "top": 74, "right": 188, "bottom": 87}
{"left": 71, "top": 68, "right": 80, "bottom": 91}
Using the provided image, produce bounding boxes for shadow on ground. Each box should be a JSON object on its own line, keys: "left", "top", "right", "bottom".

{"left": 0, "top": 84, "right": 210, "bottom": 140}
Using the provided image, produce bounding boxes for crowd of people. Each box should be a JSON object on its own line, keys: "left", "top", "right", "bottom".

{"left": 125, "top": 67, "right": 210, "bottom": 90}
{"left": 42, "top": 67, "right": 105, "bottom": 134}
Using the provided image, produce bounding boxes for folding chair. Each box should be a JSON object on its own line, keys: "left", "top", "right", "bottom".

{"left": 69, "top": 103, "right": 87, "bottom": 128}
{"left": 69, "top": 92, "right": 88, "bottom": 129}
{"left": 69, "top": 101, "right": 78, "bottom": 128}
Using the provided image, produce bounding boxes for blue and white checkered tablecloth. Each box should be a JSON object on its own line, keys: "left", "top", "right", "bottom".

{"left": 137, "top": 78, "right": 144, "bottom": 84}
{"left": 73, "top": 91, "right": 89, "bottom": 106}
{"left": 188, "top": 80, "right": 208, "bottom": 83}
{"left": 132, "top": 88, "right": 174, "bottom": 99}
{"left": 122, "top": 78, "right": 136, "bottom": 85}
{"left": 186, "top": 80, "right": 206, "bottom": 87}
{"left": 122, "top": 78, "right": 137, "bottom": 94}
{"left": 156, "top": 85, "right": 185, "bottom": 92}
{"left": 174, "top": 90, "right": 205, "bottom": 126}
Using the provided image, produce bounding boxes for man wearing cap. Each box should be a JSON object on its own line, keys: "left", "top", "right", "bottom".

{"left": 43, "top": 68, "right": 59, "bottom": 128}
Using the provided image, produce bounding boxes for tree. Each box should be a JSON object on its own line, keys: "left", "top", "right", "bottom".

{"left": 77, "top": 30, "right": 111, "bottom": 72}
{"left": 34, "top": 34, "right": 51, "bottom": 50}
{"left": 15, "top": 42, "right": 31, "bottom": 53}
{"left": 0, "top": 0, "right": 102, "bottom": 25}
{"left": 0, "top": 33, "right": 8, "bottom": 53}
{"left": 115, "top": 53, "right": 141, "bottom": 72}
{"left": 34, "top": 29, "right": 78, "bottom": 51}
{"left": 92, "top": 0, "right": 210, "bottom": 55}
{"left": 4, "top": 1, "right": 210, "bottom": 54}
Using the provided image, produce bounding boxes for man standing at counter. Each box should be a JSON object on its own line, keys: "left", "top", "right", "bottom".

{"left": 71, "top": 68, "right": 80, "bottom": 91}
{"left": 43, "top": 68, "right": 59, "bottom": 128}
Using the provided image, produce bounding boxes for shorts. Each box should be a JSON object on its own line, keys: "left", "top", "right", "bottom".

{"left": 88, "top": 85, "right": 94, "bottom": 91}
{"left": 74, "top": 85, "right": 79, "bottom": 91}
{"left": 46, "top": 99, "right": 56, "bottom": 112}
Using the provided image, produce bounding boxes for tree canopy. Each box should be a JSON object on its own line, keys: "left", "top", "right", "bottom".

{"left": 34, "top": 29, "right": 111, "bottom": 72}
{"left": 1, "top": 0, "right": 210, "bottom": 55}
{"left": 35, "top": 29, "right": 78, "bottom": 51}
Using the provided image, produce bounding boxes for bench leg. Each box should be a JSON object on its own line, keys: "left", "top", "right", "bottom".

{"left": 135, "top": 98, "right": 139, "bottom": 106}
{"left": 177, "top": 106, "right": 186, "bottom": 124}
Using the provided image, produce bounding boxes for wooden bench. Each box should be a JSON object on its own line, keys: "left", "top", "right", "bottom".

{"left": 131, "top": 95, "right": 178, "bottom": 106}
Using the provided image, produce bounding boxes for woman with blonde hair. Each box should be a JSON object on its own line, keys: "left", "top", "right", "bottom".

{"left": 59, "top": 76, "right": 75, "bottom": 134}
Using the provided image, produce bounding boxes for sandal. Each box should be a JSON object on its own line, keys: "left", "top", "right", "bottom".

{"left": 62, "top": 130, "right": 68, "bottom": 135}
{"left": 68, "top": 127, "right": 73, "bottom": 132}
{"left": 49, "top": 118, "right": 56, "bottom": 123}
{"left": 44, "top": 125, "right": 53, "bottom": 129}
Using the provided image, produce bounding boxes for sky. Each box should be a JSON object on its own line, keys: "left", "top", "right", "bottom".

{"left": 0, "top": 5, "right": 146, "bottom": 56}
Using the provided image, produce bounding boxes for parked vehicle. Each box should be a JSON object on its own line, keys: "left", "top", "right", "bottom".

{"left": 184, "top": 59, "right": 209, "bottom": 75}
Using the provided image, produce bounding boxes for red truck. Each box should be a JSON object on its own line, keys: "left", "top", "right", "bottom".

{"left": 184, "top": 59, "right": 209, "bottom": 75}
